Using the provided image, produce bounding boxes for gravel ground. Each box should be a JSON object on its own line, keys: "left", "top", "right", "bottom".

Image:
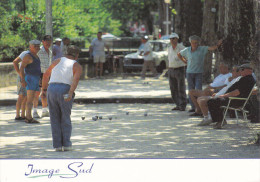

{"left": 1, "top": 103, "right": 259, "bottom": 159}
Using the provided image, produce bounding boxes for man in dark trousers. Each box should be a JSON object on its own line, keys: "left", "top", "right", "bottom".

{"left": 207, "top": 63, "right": 256, "bottom": 129}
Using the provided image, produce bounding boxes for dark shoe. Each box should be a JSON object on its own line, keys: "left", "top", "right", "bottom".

{"left": 188, "top": 109, "right": 195, "bottom": 112}
{"left": 171, "top": 106, "right": 180, "bottom": 111}
{"left": 189, "top": 112, "right": 203, "bottom": 117}
{"left": 25, "top": 118, "right": 40, "bottom": 124}
{"left": 15, "top": 117, "right": 25, "bottom": 121}
{"left": 213, "top": 120, "right": 227, "bottom": 129}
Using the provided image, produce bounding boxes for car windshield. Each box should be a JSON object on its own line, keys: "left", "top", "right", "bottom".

{"left": 150, "top": 42, "right": 168, "bottom": 52}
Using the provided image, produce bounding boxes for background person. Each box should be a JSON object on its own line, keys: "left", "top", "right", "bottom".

{"left": 20, "top": 40, "right": 41, "bottom": 124}
{"left": 167, "top": 33, "right": 187, "bottom": 111}
{"left": 53, "top": 38, "right": 62, "bottom": 60}
{"left": 140, "top": 35, "right": 157, "bottom": 79}
{"left": 42, "top": 45, "right": 82, "bottom": 152}
{"left": 89, "top": 32, "right": 109, "bottom": 78}
{"left": 61, "top": 37, "right": 70, "bottom": 56}
{"left": 177, "top": 35, "right": 222, "bottom": 112}
{"left": 13, "top": 50, "right": 30, "bottom": 121}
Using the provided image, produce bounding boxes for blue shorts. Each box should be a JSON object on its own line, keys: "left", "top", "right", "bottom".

{"left": 25, "top": 74, "right": 40, "bottom": 91}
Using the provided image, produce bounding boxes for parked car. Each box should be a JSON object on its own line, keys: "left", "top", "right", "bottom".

{"left": 123, "top": 40, "right": 170, "bottom": 73}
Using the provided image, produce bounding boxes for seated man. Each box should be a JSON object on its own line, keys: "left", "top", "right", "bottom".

{"left": 189, "top": 62, "right": 231, "bottom": 116}
{"left": 207, "top": 63, "right": 256, "bottom": 129}
{"left": 196, "top": 65, "right": 242, "bottom": 126}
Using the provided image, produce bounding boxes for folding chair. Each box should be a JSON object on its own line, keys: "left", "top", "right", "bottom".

{"left": 220, "top": 84, "right": 256, "bottom": 127}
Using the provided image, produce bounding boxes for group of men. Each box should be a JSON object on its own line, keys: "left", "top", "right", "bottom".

{"left": 167, "top": 32, "right": 256, "bottom": 129}
{"left": 13, "top": 35, "right": 82, "bottom": 151}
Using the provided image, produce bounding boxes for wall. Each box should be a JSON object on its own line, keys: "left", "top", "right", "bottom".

{"left": 0, "top": 63, "right": 18, "bottom": 88}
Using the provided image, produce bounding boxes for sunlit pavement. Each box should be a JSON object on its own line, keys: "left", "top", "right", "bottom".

{"left": 0, "top": 76, "right": 259, "bottom": 158}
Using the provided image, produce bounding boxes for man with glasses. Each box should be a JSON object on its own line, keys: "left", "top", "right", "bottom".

{"left": 207, "top": 63, "right": 256, "bottom": 129}
{"left": 20, "top": 40, "right": 42, "bottom": 124}
{"left": 167, "top": 33, "right": 187, "bottom": 111}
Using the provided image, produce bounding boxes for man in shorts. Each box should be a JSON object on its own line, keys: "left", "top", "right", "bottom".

{"left": 20, "top": 40, "right": 41, "bottom": 124}
{"left": 13, "top": 50, "right": 30, "bottom": 120}
{"left": 89, "top": 31, "right": 110, "bottom": 77}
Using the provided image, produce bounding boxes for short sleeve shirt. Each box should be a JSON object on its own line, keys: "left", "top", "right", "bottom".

{"left": 226, "top": 75, "right": 255, "bottom": 98}
{"left": 180, "top": 46, "right": 208, "bottom": 73}
{"left": 143, "top": 41, "right": 153, "bottom": 61}
{"left": 37, "top": 46, "right": 52, "bottom": 73}
{"left": 91, "top": 38, "right": 106, "bottom": 57}
{"left": 168, "top": 43, "right": 186, "bottom": 68}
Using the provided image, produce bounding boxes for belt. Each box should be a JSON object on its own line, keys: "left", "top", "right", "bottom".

{"left": 169, "top": 66, "right": 185, "bottom": 70}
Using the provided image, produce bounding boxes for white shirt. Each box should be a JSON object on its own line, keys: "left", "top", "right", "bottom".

{"left": 91, "top": 38, "right": 106, "bottom": 57}
{"left": 18, "top": 50, "right": 30, "bottom": 68}
{"left": 210, "top": 73, "right": 232, "bottom": 88}
{"left": 215, "top": 76, "right": 242, "bottom": 97}
{"left": 143, "top": 41, "right": 153, "bottom": 61}
{"left": 168, "top": 43, "right": 186, "bottom": 68}
{"left": 49, "top": 57, "right": 76, "bottom": 85}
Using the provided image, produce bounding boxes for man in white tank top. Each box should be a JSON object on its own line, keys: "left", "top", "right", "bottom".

{"left": 42, "top": 45, "right": 82, "bottom": 152}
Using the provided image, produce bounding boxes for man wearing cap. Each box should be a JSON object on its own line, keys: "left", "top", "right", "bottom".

{"left": 167, "top": 33, "right": 187, "bottom": 111}
{"left": 53, "top": 38, "right": 62, "bottom": 60}
{"left": 140, "top": 35, "right": 157, "bottom": 79}
{"left": 89, "top": 32, "right": 110, "bottom": 78}
{"left": 20, "top": 40, "right": 41, "bottom": 124}
{"left": 33, "top": 35, "right": 53, "bottom": 118}
{"left": 207, "top": 63, "right": 256, "bottom": 129}
{"left": 177, "top": 35, "right": 222, "bottom": 112}
{"left": 42, "top": 45, "right": 82, "bottom": 151}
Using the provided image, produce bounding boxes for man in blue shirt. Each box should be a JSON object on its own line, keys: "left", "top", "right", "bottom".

{"left": 177, "top": 35, "right": 222, "bottom": 112}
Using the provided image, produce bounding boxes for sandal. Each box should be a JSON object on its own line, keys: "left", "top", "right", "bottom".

{"left": 15, "top": 117, "right": 25, "bottom": 121}
{"left": 25, "top": 118, "right": 40, "bottom": 124}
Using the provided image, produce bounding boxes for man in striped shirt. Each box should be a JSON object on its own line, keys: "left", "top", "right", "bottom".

{"left": 33, "top": 35, "right": 53, "bottom": 118}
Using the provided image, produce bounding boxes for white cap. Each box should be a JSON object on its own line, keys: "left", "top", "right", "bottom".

{"left": 169, "top": 33, "right": 179, "bottom": 39}
{"left": 55, "top": 38, "right": 62, "bottom": 41}
{"left": 29, "top": 40, "right": 41, "bottom": 45}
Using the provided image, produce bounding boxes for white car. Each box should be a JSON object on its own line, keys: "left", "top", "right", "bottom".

{"left": 123, "top": 40, "right": 170, "bottom": 73}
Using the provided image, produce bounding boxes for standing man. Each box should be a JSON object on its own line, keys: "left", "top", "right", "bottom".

{"left": 20, "top": 40, "right": 41, "bottom": 124}
{"left": 177, "top": 35, "right": 222, "bottom": 112}
{"left": 89, "top": 32, "right": 109, "bottom": 78}
{"left": 167, "top": 33, "right": 187, "bottom": 111}
{"left": 140, "top": 35, "right": 157, "bottom": 79}
{"left": 13, "top": 50, "right": 30, "bottom": 121}
{"left": 42, "top": 45, "right": 82, "bottom": 151}
{"left": 33, "top": 35, "right": 52, "bottom": 118}
{"left": 61, "top": 37, "right": 70, "bottom": 56}
{"left": 53, "top": 38, "right": 62, "bottom": 60}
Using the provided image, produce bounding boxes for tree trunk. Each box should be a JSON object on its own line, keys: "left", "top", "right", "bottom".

{"left": 173, "top": 0, "right": 203, "bottom": 46}
{"left": 201, "top": 0, "right": 218, "bottom": 83}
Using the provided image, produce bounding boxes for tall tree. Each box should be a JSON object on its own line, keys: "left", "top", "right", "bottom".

{"left": 201, "top": 0, "right": 218, "bottom": 82}
{"left": 173, "top": 0, "right": 203, "bottom": 45}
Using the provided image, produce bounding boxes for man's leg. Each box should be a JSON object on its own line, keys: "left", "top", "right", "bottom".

{"left": 194, "top": 73, "right": 203, "bottom": 90}
{"left": 168, "top": 69, "right": 179, "bottom": 109}
{"left": 21, "top": 96, "right": 27, "bottom": 118}
{"left": 189, "top": 89, "right": 204, "bottom": 113}
{"left": 186, "top": 73, "right": 196, "bottom": 110}
{"left": 99, "top": 62, "right": 103, "bottom": 77}
{"left": 141, "top": 61, "right": 148, "bottom": 78}
{"left": 177, "top": 68, "right": 187, "bottom": 110}
{"left": 26, "top": 90, "right": 36, "bottom": 120}
{"left": 15, "top": 94, "right": 24, "bottom": 118}
{"left": 197, "top": 96, "right": 211, "bottom": 116}
{"left": 33, "top": 91, "right": 40, "bottom": 118}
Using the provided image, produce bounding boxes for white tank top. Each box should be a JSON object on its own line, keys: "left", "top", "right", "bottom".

{"left": 49, "top": 57, "right": 76, "bottom": 85}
